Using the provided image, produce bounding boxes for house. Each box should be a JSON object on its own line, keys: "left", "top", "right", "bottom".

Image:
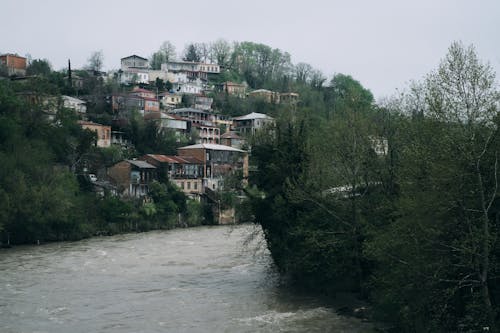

{"left": 194, "top": 96, "right": 213, "bottom": 111}
{"left": 220, "top": 131, "right": 244, "bottom": 149}
{"left": 121, "top": 55, "right": 149, "bottom": 71}
{"left": 143, "top": 112, "right": 189, "bottom": 136}
{"left": 192, "top": 123, "right": 220, "bottom": 144}
{"left": 174, "top": 81, "right": 203, "bottom": 95}
{"left": 112, "top": 92, "right": 159, "bottom": 115}
{"left": 111, "top": 130, "right": 130, "bottom": 147}
{"left": 279, "top": 92, "right": 299, "bottom": 105}
{"left": 169, "top": 107, "right": 215, "bottom": 126}
{"left": 220, "top": 81, "right": 247, "bottom": 97}
{"left": 62, "top": 95, "right": 87, "bottom": 115}
{"left": 0, "top": 54, "right": 27, "bottom": 77}
{"left": 120, "top": 55, "right": 150, "bottom": 84}
{"left": 107, "top": 160, "right": 157, "bottom": 198}
{"left": 232, "top": 112, "right": 275, "bottom": 135}
{"left": 78, "top": 120, "right": 111, "bottom": 148}
{"left": 248, "top": 89, "right": 280, "bottom": 103}
{"left": 159, "top": 92, "right": 182, "bottom": 109}
{"left": 130, "top": 87, "right": 156, "bottom": 99}
{"left": 120, "top": 69, "right": 149, "bottom": 84}
{"left": 199, "top": 63, "right": 220, "bottom": 74}
{"left": 140, "top": 154, "right": 204, "bottom": 196}
{"left": 142, "top": 98, "right": 160, "bottom": 113}
{"left": 177, "top": 143, "right": 249, "bottom": 191}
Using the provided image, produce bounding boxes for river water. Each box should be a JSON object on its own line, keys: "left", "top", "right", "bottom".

{"left": 0, "top": 225, "right": 373, "bottom": 333}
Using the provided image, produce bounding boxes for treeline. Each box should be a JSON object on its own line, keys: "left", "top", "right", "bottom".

{"left": 150, "top": 39, "right": 325, "bottom": 91}
{"left": 0, "top": 78, "right": 208, "bottom": 245}
{"left": 248, "top": 42, "right": 500, "bottom": 332}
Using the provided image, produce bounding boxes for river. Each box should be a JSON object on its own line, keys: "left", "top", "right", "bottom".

{"left": 0, "top": 224, "right": 373, "bottom": 332}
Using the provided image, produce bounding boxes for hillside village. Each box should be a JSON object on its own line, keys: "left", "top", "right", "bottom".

{"left": 0, "top": 50, "right": 298, "bottom": 223}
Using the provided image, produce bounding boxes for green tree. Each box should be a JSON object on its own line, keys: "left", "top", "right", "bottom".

{"left": 26, "top": 59, "right": 52, "bottom": 77}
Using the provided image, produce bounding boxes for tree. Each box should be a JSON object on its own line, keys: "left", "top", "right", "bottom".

{"left": 210, "top": 39, "right": 232, "bottom": 68}
{"left": 26, "top": 59, "right": 52, "bottom": 77}
{"left": 367, "top": 42, "right": 500, "bottom": 331}
{"left": 160, "top": 41, "right": 176, "bottom": 62}
{"left": 183, "top": 44, "right": 201, "bottom": 62}
{"left": 150, "top": 51, "right": 166, "bottom": 70}
{"left": 87, "top": 50, "right": 104, "bottom": 72}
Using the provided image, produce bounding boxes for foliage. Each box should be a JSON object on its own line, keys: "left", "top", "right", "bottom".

{"left": 26, "top": 59, "right": 52, "bottom": 77}
{"left": 248, "top": 41, "right": 500, "bottom": 332}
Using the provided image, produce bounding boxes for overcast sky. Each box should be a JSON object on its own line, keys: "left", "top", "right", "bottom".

{"left": 1, "top": 0, "right": 499, "bottom": 99}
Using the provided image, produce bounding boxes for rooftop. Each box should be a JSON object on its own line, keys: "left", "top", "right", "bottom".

{"left": 178, "top": 143, "right": 245, "bottom": 153}
{"left": 127, "top": 160, "right": 156, "bottom": 169}
{"left": 233, "top": 112, "right": 274, "bottom": 121}
{"left": 144, "top": 154, "right": 203, "bottom": 164}
{"left": 221, "top": 131, "right": 243, "bottom": 139}
{"left": 121, "top": 55, "right": 148, "bottom": 61}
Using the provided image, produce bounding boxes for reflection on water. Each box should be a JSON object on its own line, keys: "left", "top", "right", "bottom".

{"left": 0, "top": 224, "right": 372, "bottom": 333}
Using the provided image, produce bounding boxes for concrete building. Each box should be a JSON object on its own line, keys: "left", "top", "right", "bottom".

{"left": 78, "top": 120, "right": 111, "bottom": 148}
{"left": 121, "top": 55, "right": 149, "bottom": 71}
{"left": 0, "top": 54, "right": 27, "bottom": 76}
{"left": 248, "top": 89, "right": 280, "bottom": 103}
{"left": 62, "top": 95, "right": 87, "bottom": 115}
{"left": 220, "top": 81, "right": 247, "bottom": 97}
{"left": 159, "top": 92, "right": 182, "bottom": 109}
{"left": 232, "top": 112, "right": 275, "bottom": 135}
{"left": 192, "top": 123, "right": 220, "bottom": 144}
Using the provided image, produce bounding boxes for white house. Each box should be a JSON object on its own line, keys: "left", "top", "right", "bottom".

{"left": 62, "top": 95, "right": 87, "bottom": 115}
{"left": 232, "top": 112, "right": 275, "bottom": 135}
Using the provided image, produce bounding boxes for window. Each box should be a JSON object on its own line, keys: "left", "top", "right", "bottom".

{"left": 194, "top": 182, "right": 197, "bottom": 190}
{"left": 181, "top": 182, "right": 184, "bottom": 189}
{"left": 187, "top": 182, "right": 191, "bottom": 190}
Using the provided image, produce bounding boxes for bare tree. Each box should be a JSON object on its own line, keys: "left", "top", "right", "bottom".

{"left": 210, "top": 39, "right": 232, "bottom": 68}
{"left": 87, "top": 50, "right": 104, "bottom": 72}
{"left": 160, "top": 41, "right": 176, "bottom": 62}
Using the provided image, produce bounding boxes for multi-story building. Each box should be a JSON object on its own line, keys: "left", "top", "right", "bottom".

{"left": 177, "top": 143, "right": 248, "bottom": 191}
{"left": 169, "top": 108, "right": 215, "bottom": 126}
{"left": 232, "top": 112, "right": 275, "bottom": 135}
{"left": 248, "top": 89, "right": 280, "bottom": 103}
{"left": 120, "top": 55, "right": 150, "bottom": 84}
{"left": 139, "top": 154, "right": 204, "bottom": 196}
{"left": 143, "top": 112, "right": 189, "bottom": 136}
{"left": 0, "top": 54, "right": 27, "bottom": 77}
{"left": 121, "top": 55, "right": 149, "bottom": 71}
{"left": 78, "top": 120, "right": 111, "bottom": 148}
{"left": 107, "top": 160, "right": 157, "bottom": 198}
{"left": 220, "top": 81, "right": 247, "bottom": 97}
{"left": 159, "top": 92, "right": 182, "bottom": 109}
{"left": 62, "top": 95, "right": 87, "bottom": 115}
{"left": 192, "top": 123, "right": 220, "bottom": 144}
{"left": 194, "top": 96, "right": 213, "bottom": 111}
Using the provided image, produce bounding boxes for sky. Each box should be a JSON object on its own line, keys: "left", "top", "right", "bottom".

{"left": 1, "top": 0, "right": 499, "bottom": 99}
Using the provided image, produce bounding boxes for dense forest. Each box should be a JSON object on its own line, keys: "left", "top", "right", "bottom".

{"left": 2, "top": 38, "right": 500, "bottom": 331}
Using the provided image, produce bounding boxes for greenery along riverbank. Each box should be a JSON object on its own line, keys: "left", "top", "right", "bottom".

{"left": 248, "top": 42, "right": 500, "bottom": 332}
{"left": 0, "top": 79, "right": 210, "bottom": 245}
